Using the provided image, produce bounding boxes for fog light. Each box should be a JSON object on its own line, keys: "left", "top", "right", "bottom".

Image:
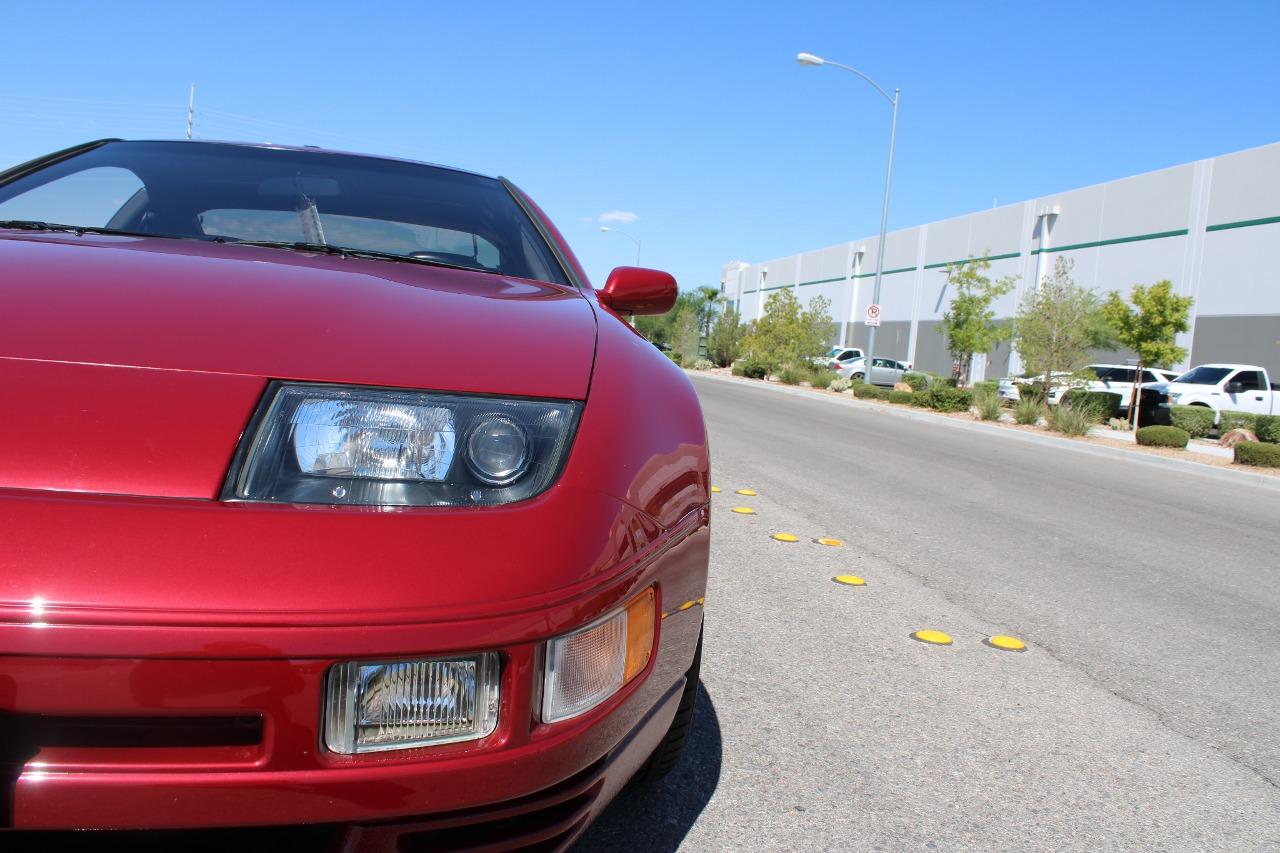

{"left": 324, "top": 654, "right": 500, "bottom": 754}
{"left": 542, "top": 588, "right": 655, "bottom": 723}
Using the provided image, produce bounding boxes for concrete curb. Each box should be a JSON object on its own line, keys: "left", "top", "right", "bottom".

{"left": 687, "top": 371, "right": 1280, "bottom": 494}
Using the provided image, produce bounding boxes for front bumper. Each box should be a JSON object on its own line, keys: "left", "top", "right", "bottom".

{"left": 0, "top": 486, "right": 709, "bottom": 845}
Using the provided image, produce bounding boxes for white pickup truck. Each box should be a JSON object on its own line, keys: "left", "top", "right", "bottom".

{"left": 1152, "top": 364, "right": 1280, "bottom": 422}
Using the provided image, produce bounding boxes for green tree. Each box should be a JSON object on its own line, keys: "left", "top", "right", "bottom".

{"left": 633, "top": 290, "right": 706, "bottom": 352}
{"left": 938, "top": 254, "right": 1018, "bottom": 386}
{"left": 740, "top": 289, "right": 832, "bottom": 375}
{"left": 708, "top": 303, "right": 745, "bottom": 367}
{"left": 1101, "top": 280, "right": 1193, "bottom": 427}
{"left": 1014, "top": 257, "right": 1109, "bottom": 395}
{"left": 694, "top": 285, "right": 722, "bottom": 342}
{"left": 671, "top": 307, "right": 701, "bottom": 366}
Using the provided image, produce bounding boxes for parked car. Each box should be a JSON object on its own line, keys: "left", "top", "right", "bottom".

{"left": 1150, "top": 364, "right": 1280, "bottom": 422}
{"left": 817, "top": 346, "right": 864, "bottom": 369}
{"left": 0, "top": 139, "right": 709, "bottom": 848}
{"left": 999, "top": 364, "right": 1180, "bottom": 409}
{"left": 997, "top": 372, "right": 1071, "bottom": 403}
{"left": 837, "top": 356, "right": 910, "bottom": 386}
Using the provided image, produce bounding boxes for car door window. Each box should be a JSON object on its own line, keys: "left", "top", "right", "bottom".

{"left": 0, "top": 165, "right": 144, "bottom": 226}
{"left": 1233, "top": 370, "right": 1265, "bottom": 391}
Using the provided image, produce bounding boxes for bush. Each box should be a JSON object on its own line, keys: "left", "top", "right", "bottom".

{"left": 1061, "top": 390, "right": 1122, "bottom": 421}
{"left": 902, "top": 372, "right": 929, "bottom": 392}
{"left": 1014, "top": 397, "right": 1042, "bottom": 425}
{"left": 888, "top": 389, "right": 914, "bottom": 405}
{"left": 1256, "top": 414, "right": 1280, "bottom": 444}
{"left": 1169, "top": 405, "right": 1215, "bottom": 439}
{"left": 975, "top": 391, "right": 1003, "bottom": 421}
{"left": 830, "top": 377, "right": 853, "bottom": 393}
{"left": 691, "top": 358, "right": 714, "bottom": 371}
{"left": 664, "top": 351, "right": 681, "bottom": 365}
{"left": 852, "top": 383, "right": 881, "bottom": 399}
{"left": 1234, "top": 440, "right": 1280, "bottom": 467}
{"left": 918, "top": 386, "right": 973, "bottom": 413}
{"left": 1108, "top": 417, "right": 1128, "bottom": 431}
{"left": 732, "top": 359, "right": 768, "bottom": 379}
{"left": 778, "top": 365, "right": 806, "bottom": 385}
{"left": 871, "top": 386, "right": 895, "bottom": 400}
{"left": 972, "top": 380, "right": 1000, "bottom": 396}
{"left": 809, "top": 370, "right": 834, "bottom": 389}
{"left": 909, "top": 392, "right": 930, "bottom": 407}
{"left": 1048, "top": 402, "right": 1094, "bottom": 437}
{"left": 1018, "top": 382, "right": 1047, "bottom": 405}
{"left": 1136, "top": 425, "right": 1190, "bottom": 448}
{"left": 1218, "top": 411, "right": 1257, "bottom": 434}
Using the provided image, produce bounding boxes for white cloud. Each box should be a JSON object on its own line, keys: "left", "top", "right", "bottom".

{"left": 598, "top": 210, "right": 639, "bottom": 224}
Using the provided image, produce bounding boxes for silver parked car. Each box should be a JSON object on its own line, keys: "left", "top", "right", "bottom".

{"left": 836, "top": 356, "right": 910, "bottom": 386}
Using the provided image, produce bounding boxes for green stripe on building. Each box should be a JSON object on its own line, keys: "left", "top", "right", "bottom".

{"left": 1030, "top": 228, "right": 1188, "bottom": 254}
{"left": 1206, "top": 214, "right": 1280, "bottom": 232}
{"left": 922, "top": 251, "right": 1020, "bottom": 270}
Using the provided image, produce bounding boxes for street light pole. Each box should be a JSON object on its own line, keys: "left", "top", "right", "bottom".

{"left": 600, "top": 226, "right": 641, "bottom": 266}
{"left": 797, "top": 52, "right": 899, "bottom": 383}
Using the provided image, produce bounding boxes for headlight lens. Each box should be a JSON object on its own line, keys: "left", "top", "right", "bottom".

{"left": 541, "top": 588, "right": 656, "bottom": 724}
{"left": 324, "top": 654, "right": 500, "bottom": 754}
{"left": 229, "top": 383, "right": 580, "bottom": 506}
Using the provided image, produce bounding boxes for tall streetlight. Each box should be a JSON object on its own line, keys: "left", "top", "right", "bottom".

{"left": 797, "top": 51, "right": 899, "bottom": 381}
{"left": 600, "top": 226, "right": 641, "bottom": 266}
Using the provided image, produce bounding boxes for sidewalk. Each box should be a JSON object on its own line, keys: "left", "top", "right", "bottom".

{"left": 687, "top": 370, "right": 1280, "bottom": 493}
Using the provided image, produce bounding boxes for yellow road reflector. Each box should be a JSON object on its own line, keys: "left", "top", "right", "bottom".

{"left": 832, "top": 575, "right": 866, "bottom": 586}
{"left": 711, "top": 486, "right": 722, "bottom": 493}
{"left": 816, "top": 537, "right": 844, "bottom": 547}
{"left": 772, "top": 532, "right": 799, "bottom": 542}
{"left": 677, "top": 600, "right": 696, "bottom": 611}
{"left": 985, "top": 635, "right": 1027, "bottom": 652}
{"left": 731, "top": 506, "right": 756, "bottom": 515}
{"left": 735, "top": 488, "right": 757, "bottom": 496}
{"left": 911, "top": 629, "right": 953, "bottom": 646}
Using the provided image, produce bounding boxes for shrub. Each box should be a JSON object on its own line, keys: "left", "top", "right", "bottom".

{"left": 731, "top": 358, "right": 768, "bottom": 379}
{"left": 1169, "top": 405, "right": 1215, "bottom": 439}
{"left": 1234, "top": 441, "right": 1280, "bottom": 467}
{"left": 1014, "top": 397, "right": 1042, "bottom": 425}
{"left": 1108, "top": 417, "right": 1128, "bottom": 431}
{"left": 871, "top": 386, "right": 895, "bottom": 400}
{"left": 1256, "top": 414, "right": 1280, "bottom": 444}
{"left": 902, "top": 372, "right": 929, "bottom": 392}
{"left": 1061, "top": 390, "right": 1122, "bottom": 422}
{"left": 972, "top": 380, "right": 999, "bottom": 396}
{"left": 852, "top": 383, "right": 880, "bottom": 399}
{"left": 778, "top": 365, "right": 806, "bottom": 385}
{"left": 1136, "top": 425, "right": 1190, "bottom": 448}
{"left": 975, "top": 391, "right": 1003, "bottom": 421}
{"left": 909, "top": 392, "right": 930, "bottom": 407}
{"left": 1218, "top": 411, "right": 1256, "bottom": 434}
{"left": 888, "top": 389, "right": 914, "bottom": 405}
{"left": 830, "top": 377, "right": 853, "bottom": 393}
{"left": 809, "top": 370, "right": 834, "bottom": 389}
{"left": 691, "top": 358, "right": 714, "bottom": 371}
{"left": 664, "top": 351, "right": 681, "bottom": 365}
{"left": 918, "top": 386, "right": 973, "bottom": 413}
{"left": 1018, "top": 382, "right": 1047, "bottom": 404}
{"left": 1048, "top": 402, "right": 1094, "bottom": 437}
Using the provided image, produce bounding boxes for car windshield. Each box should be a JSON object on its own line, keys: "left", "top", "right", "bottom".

{"left": 1173, "top": 366, "right": 1232, "bottom": 385}
{"left": 0, "top": 140, "right": 569, "bottom": 285}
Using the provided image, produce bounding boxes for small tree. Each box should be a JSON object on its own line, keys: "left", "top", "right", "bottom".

{"left": 1014, "top": 257, "right": 1107, "bottom": 396}
{"left": 939, "top": 254, "right": 1017, "bottom": 385}
{"left": 1101, "top": 280, "right": 1193, "bottom": 428}
{"left": 670, "top": 307, "right": 700, "bottom": 366}
{"left": 740, "top": 289, "right": 832, "bottom": 375}
{"left": 694, "top": 285, "right": 721, "bottom": 342}
{"left": 708, "top": 302, "right": 745, "bottom": 367}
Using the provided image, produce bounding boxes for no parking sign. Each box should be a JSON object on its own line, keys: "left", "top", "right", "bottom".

{"left": 865, "top": 304, "right": 882, "bottom": 326}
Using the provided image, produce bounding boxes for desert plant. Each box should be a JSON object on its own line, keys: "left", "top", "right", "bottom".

{"left": 1061, "top": 390, "right": 1122, "bottom": 422}
{"left": 778, "top": 364, "right": 806, "bottom": 385}
{"left": 1169, "top": 405, "right": 1215, "bottom": 439}
{"left": 1014, "top": 397, "right": 1042, "bottom": 425}
{"left": 1218, "top": 411, "right": 1257, "bottom": 433}
{"left": 1254, "top": 414, "right": 1280, "bottom": 444}
{"left": 830, "top": 377, "right": 853, "bottom": 393}
{"left": 975, "top": 391, "right": 1003, "bottom": 421}
{"left": 708, "top": 304, "right": 745, "bottom": 367}
{"left": 691, "top": 358, "right": 714, "bottom": 371}
{"left": 872, "top": 386, "right": 895, "bottom": 400}
{"left": 1136, "top": 425, "right": 1190, "bottom": 448}
{"left": 732, "top": 358, "right": 768, "bottom": 379}
{"left": 809, "top": 369, "right": 835, "bottom": 389}
{"left": 1234, "top": 441, "right": 1280, "bottom": 467}
{"left": 902, "top": 372, "right": 929, "bottom": 392}
{"left": 1108, "top": 417, "right": 1128, "bottom": 431}
{"left": 972, "top": 380, "right": 1000, "bottom": 396}
{"left": 1048, "top": 402, "right": 1095, "bottom": 436}
{"left": 888, "top": 389, "right": 914, "bottom": 405}
{"left": 852, "top": 383, "right": 881, "bottom": 399}
{"left": 918, "top": 386, "right": 973, "bottom": 413}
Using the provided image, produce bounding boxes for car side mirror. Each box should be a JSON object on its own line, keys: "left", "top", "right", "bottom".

{"left": 1224, "top": 381, "right": 1244, "bottom": 394}
{"left": 598, "top": 266, "right": 678, "bottom": 316}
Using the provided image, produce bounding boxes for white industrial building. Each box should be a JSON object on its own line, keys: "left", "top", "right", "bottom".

{"left": 721, "top": 141, "right": 1280, "bottom": 380}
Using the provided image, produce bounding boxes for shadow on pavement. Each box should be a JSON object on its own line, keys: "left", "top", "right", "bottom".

{"left": 571, "top": 681, "right": 722, "bottom": 853}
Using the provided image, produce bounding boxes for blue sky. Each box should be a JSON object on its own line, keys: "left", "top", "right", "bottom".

{"left": 4, "top": 1, "right": 1279, "bottom": 291}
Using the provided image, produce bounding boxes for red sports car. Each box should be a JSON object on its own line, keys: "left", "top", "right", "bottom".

{"left": 0, "top": 140, "right": 709, "bottom": 850}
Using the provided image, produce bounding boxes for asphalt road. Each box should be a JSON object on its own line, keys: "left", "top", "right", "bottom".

{"left": 575, "top": 374, "right": 1280, "bottom": 853}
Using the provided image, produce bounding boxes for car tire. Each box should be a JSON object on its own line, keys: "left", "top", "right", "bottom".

{"left": 633, "top": 623, "right": 703, "bottom": 785}
{"left": 851, "top": 372, "right": 864, "bottom": 381}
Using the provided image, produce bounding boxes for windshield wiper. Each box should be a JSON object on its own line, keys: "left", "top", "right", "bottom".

{"left": 0, "top": 219, "right": 85, "bottom": 233}
{"left": 222, "top": 240, "right": 482, "bottom": 273}
{"left": 0, "top": 220, "right": 182, "bottom": 240}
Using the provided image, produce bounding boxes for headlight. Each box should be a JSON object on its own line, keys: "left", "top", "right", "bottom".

{"left": 541, "top": 588, "right": 655, "bottom": 723}
{"left": 324, "top": 653, "right": 500, "bottom": 754}
{"left": 227, "top": 383, "right": 580, "bottom": 507}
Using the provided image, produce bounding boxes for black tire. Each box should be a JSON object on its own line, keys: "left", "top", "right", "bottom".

{"left": 851, "top": 372, "right": 865, "bottom": 382}
{"left": 634, "top": 625, "right": 703, "bottom": 785}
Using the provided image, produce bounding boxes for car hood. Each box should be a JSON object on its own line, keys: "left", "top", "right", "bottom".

{"left": 0, "top": 233, "right": 597, "bottom": 499}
